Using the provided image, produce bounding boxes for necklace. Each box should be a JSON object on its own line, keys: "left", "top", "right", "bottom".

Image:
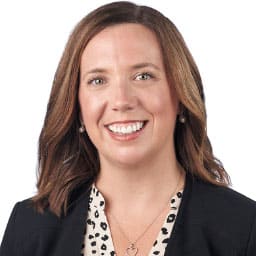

{"left": 107, "top": 172, "right": 182, "bottom": 256}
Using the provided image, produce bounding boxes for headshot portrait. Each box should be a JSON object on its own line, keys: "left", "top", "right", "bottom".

{"left": 0, "top": 1, "right": 255, "bottom": 255}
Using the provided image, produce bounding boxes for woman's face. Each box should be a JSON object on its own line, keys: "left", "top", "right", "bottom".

{"left": 79, "top": 23, "right": 178, "bottom": 168}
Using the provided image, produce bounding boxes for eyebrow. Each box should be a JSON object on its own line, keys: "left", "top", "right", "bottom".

{"left": 82, "top": 62, "right": 160, "bottom": 80}
{"left": 84, "top": 68, "right": 107, "bottom": 75}
{"left": 130, "top": 62, "right": 161, "bottom": 71}
{"left": 81, "top": 68, "right": 107, "bottom": 81}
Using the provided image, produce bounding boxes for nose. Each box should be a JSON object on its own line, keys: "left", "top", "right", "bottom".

{"left": 110, "top": 81, "right": 138, "bottom": 112}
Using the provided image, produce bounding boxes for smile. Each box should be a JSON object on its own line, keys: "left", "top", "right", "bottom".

{"left": 106, "top": 121, "right": 147, "bottom": 135}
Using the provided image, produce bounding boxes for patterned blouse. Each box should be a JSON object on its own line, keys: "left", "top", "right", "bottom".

{"left": 81, "top": 185, "right": 183, "bottom": 255}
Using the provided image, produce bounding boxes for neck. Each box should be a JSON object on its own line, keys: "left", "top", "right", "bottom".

{"left": 95, "top": 154, "right": 185, "bottom": 214}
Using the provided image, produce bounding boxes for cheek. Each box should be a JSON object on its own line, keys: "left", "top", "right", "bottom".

{"left": 78, "top": 90, "right": 105, "bottom": 128}
{"left": 146, "top": 88, "right": 178, "bottom": 119}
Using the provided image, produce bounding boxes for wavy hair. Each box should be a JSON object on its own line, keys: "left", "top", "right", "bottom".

{"left": 32, "top": 1, "right": 230, "bottom": 216}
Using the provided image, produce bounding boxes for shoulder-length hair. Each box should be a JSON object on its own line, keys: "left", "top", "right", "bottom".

{"left": 32, "top": 1, "right": 230, "bottom": 216}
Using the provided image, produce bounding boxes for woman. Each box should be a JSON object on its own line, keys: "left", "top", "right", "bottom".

{"left": 1, "top": 1, "right": 255, "bottom": 255}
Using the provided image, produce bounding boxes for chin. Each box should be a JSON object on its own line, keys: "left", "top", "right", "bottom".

{"left": 108, "top": 149, "right": 153, "bottom": 168}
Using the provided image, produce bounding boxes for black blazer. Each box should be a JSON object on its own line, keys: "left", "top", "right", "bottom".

{"left": 1, "top": 173, "right": 256, "bottom": 256}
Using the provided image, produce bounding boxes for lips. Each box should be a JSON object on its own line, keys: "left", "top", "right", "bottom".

{"left": 105, "top": 121, "right": 147, "bottom": 135}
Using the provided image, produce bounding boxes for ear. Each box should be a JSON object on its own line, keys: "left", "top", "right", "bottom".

{"left": 78, "top": 113, "right": 86, "bottom": 133}
{"left": 177, "top": 102, "right": 186, "bottom": 124}
{"left": 177, "top": 102, "right": 184, "bottom": 115}
{"left": 79, "top": 112, "right": 84, "bottom": 125}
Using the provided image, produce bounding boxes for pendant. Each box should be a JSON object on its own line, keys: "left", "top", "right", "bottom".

{"left": 126, "top": 243, "right": 138, "bottom": 256}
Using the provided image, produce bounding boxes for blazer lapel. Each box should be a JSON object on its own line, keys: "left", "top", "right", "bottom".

{"left": 54, "top": 187, "right": 91, "bottom": 256}
{"left": 164, "top": 172, "right": 208, "bottom": 256}
{"left": 164, "top": 172, "right": 191, "bottom": 255}
{"left": 165, "top": 173, "right": 215, "bottom": 256}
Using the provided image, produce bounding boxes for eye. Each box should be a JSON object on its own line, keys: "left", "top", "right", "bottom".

{"left": 135, "top": 72, "right": 153, "bottom": 81}
{"left": 87, "top": 77, "right": 105, "bottom": 86}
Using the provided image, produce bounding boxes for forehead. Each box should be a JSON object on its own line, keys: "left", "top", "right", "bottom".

{"left": 80, "top": 23, "right": 164, "bottom": 69}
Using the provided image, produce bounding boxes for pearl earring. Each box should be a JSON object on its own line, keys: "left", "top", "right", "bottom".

{"left": 179, "top": 114, "right": 186, "bottom": 123}
{"left": 79, "top": 124, "right": 85, "bottom": 133}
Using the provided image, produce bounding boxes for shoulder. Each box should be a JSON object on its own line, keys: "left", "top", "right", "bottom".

{"left": 13, "top": 187, "right": 91, "bottom": 230}
{"left": 192, "top": 177, "right": 256, "bottom": 214}
{"left": 182, "top": 175, "right": 256, "bottom": 253}
{"left": 185, "top": 173, "right": 256, "bottom": 227}
{"left": 2, "top": 185, "right": 91, "bottom": 237}
{"left": 0, "top": 188, "right": 91, "bottom": 255}
{"left": 0, "top": 197, "right": 66, "bottom": 250}
{"left": 188, "top": 176, "right": 256, "bottom": 247}
{"left": 11, "top": 198, "right": 62, "bottom": 230}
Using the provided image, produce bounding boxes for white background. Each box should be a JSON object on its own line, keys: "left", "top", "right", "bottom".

{"left": 0, "top": 0, "right": 255, "bottom": 241}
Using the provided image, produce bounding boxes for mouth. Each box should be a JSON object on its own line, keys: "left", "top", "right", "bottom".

{"left": 105, "top": 121, "right": 148, "bottom": 135}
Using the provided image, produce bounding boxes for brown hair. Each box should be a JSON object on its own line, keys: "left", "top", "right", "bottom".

{"left": 32, "top": 1, "right": 230, "bottom": 216}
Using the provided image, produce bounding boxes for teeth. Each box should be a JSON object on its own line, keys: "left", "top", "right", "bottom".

{"left": 108, "top": 122, "right": 144, "bottom": 135}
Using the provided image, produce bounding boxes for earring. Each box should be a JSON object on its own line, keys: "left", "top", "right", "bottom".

{"left": 179, "top": 114, "right": 186, "bottom": 123}
{"left": 79, "top": 124, "right": 85, "bottom": 133}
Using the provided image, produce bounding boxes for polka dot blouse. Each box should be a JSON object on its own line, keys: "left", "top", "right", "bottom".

{"left": 81, "top": 185, "right": 183, "bottom": 255}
